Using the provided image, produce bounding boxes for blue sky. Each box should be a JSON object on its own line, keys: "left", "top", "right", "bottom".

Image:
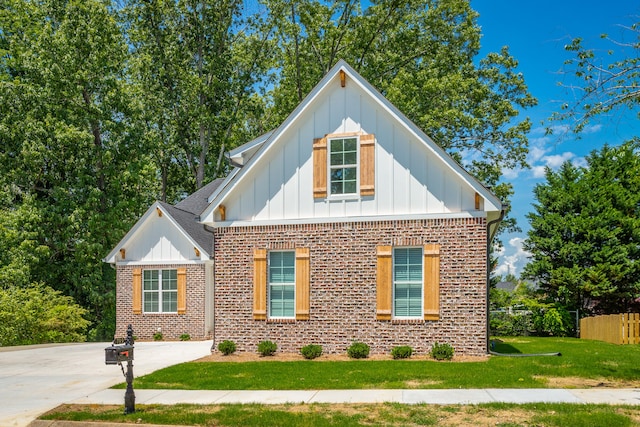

{"left": 472, "top": 0, "right": 640, "bottom": 277}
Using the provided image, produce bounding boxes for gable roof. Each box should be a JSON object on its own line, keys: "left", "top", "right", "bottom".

{"left": 201, "top": 60, "right": 503, "bottom": 223}
{"left": 104, "top": 198, "right": 215, "bottom": 264}
{"left": 175, "top": 178, "right": 224, "bottom": 215}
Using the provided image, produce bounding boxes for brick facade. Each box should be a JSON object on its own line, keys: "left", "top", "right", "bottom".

{"left": 115, "top": 263, "right": 208, "bottom": 340}
{"left": 212, "top": 217, "right": 488, "bottom": 356}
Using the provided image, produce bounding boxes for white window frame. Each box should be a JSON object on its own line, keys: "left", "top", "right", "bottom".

{"left": 392, "top": 247, "right": 424, "bottom": 319}
{"left": 268, "top": 250, "right": 296, "bottom": 319}
{"left": 328, "top": 135, "right": 359, "bottom": 198}
{"left": 143, "top": 269, "right": 178, "bottom": 313}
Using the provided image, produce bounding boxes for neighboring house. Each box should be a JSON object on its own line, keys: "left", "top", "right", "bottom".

{"left": 105, "top": 60, "right": 505, "bottom": 356}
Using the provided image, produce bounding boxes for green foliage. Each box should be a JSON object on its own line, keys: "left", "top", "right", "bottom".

{"left": 180, "top": 334, "right": 191, "bottom": 341}
{"left": 257, "top": 340, "right": 277, "bottom": 357}
{"left": 0, "top": 284, "right": 90, "bottom": 345}
{"left": 153, "top": 331, "right": 164, "bottom": 341}
{"left": 218, "top": 340, "right": 237, "bottom": 355}
{"left": 391, "top": 346, "right": 413, "bottom": 360}
{"left": 347, "top": 341, "right": 370, "bottom": 359}
{"left": 430, "top": 342, "right": 454, "bottom": 360}
{"left": 300, "top": 344, "right": 323, "bottom": 360}
{"left": 555, "top": 20, "right": 640, "bottom": 133}
{"left": 523, "top": 141, "right": 640, "bottom": 314}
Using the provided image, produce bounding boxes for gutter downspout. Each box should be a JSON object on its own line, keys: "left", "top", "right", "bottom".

{"left": 486, "top": 205, "right": 507, "bottom": 354}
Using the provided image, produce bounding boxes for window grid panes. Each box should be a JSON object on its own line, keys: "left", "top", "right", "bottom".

{"left": 329, "top": 137, "right": 358, "bottom": 195}
{"left": 393, "top": 248, "right": 423, "bottom": 318}
{"left": 269, "top": 251, "right": 295, "bottom": 318}
{"left": 143, "top": 269, "right": 177, "bottom": 313}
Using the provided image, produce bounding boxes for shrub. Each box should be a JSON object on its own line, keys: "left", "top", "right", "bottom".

{"left": 430, "top": 342, "right": 454, "bottom": 360}
{"left": 218, "top": 340, "right": 237, "bottom": 355}
{"left": 153, "top": 331, "right": 163, "bottom": 341}
{"left": 257, "top": 340, "right": 277, "bottom": 356}
{"left": 391, "top": 345, "right": 413, "bottom": 359}
{"left": 347, "top": 341, "right": 370, "bottom": 359}
{"left": 179, "top": 333, "right": 191, "bottom": 341}
{"left": 301, "top": 344, "right": 323, "bottom": 360}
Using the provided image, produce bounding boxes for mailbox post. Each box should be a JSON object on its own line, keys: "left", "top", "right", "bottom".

{"left": 105, "top": 324, "right": 135, "bottom": 414}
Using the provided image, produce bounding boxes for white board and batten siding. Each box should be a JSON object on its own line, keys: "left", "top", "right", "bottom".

{"left": 218, "top": 72, "right": 482, "bottom": 225}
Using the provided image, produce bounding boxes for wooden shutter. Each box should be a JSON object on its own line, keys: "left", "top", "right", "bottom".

{"left": 313, "top": 137, "right": 327, "bottom": 198}
{"left": 132, "top": 268, "right": 142, "bottom": 315}
{"left": 423, "top": 244, "right": 441, "bottom": 321}
{"left": 360, "top": 134, "right": 375, "bottom": 196}
{"left": 177, "top": 268, "right": 187, "bottom": 314}
{"left": 295, "top": 247, "right": 310, "bottom": 320}
{"left": 376, "top": 245, "right": 393, "bottom": 320}
{"left": 253, "top": 249, "right": 267, "bottom": 320}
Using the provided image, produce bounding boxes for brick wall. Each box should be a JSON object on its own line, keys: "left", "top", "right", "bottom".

{"left": 115, "top": 263, "right": 208, "bottom": 341}
{"left": 212, "top": 217, "right": 488, "bottom": 356}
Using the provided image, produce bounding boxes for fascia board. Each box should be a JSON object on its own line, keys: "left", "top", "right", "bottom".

{"left": 228, "top": 130, "right": 274, "bottom": 162}
{"left": 104, "top": 202, "right": 210, "bottom": 263}
{"left": 200, "top": 166, "right": 241, "bottom": 221}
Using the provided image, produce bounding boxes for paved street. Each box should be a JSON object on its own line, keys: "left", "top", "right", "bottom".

{"left": 0, "top": 341, "right": 212, "bottom": 427}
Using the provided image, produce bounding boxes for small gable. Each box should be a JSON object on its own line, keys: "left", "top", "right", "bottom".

{"left": 104, "top": 203, "right": 211, "bottom": 263}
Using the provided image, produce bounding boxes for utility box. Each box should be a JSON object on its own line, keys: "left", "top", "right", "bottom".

{"left": 105, "top": 344, "right": 134, "bottom": 365}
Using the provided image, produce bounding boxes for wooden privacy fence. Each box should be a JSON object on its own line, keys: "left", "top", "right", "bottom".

{"left": 580, "top": 313, "right": 640, "bottom": 344}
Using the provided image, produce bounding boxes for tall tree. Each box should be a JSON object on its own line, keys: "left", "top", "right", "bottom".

{"left": 0, "top": 0, "right": 156, "bottom": 339}
{"left": 258, "top": 0, "right": 537, "bottom": 232}
{"left": 523, "top": 140, "right": 640, "bottom": 314}
{"left": 124, "top": 0, "right": 274, "bottom": 201}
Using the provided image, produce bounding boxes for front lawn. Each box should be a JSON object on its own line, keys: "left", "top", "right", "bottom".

{"left": 120, "top": 337, "right": 640, "bottom": 390}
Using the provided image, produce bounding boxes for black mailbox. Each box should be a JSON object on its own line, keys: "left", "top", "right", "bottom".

{"left": 105, "top": 344, "right": 134, "bottom": 365}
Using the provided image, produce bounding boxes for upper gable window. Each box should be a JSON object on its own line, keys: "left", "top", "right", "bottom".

{"left": 313, "top": 133, "right": 375, "bottom": 199}
{"left": 329, "top": 137, "right": 358, "bottom": 195}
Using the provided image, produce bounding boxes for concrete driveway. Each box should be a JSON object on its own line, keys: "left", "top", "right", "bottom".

{"left": 0, "top": 341, "right": 212, "bottom": 427}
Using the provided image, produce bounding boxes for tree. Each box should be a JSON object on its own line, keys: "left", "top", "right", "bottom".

{"left": 258, "top": 0, "right": 537, "bottom": 232}
{"left": 556, "top": 20, "right": 640, "bottom": 132}
{"left": 124, "top": 0, "right": 274, "bottom": 201}
{"left": 0, "top": 0, "right": 156, "bottom": 339}
{"left": 523, "top": 140, "right": 640, "bottom": 314}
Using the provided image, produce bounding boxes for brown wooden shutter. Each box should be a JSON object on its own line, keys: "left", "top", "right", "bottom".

{"left": 423, "top": 244, "right": 441, "bottom": 321}
{"left": 360, "top": 134, "right": 375, "bottom": 196}
{"left": 376, "top": 245, "right": 392, "bottom": 320}
{"left": 313, "top": 137, "right": 327, "bottom": 198}
{"left": 253, "top": 249, "right": 267, "bottom": 320}
{"left": 295, "top": 247, "right": 310, "bottom": 320}
{"left": 132, "top": 268, "right": 142, "bottom": 315}
{"left": 177, "top": 268, "right": 187, "bottom": 314}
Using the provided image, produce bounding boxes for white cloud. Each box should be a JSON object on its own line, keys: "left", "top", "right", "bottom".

{"left": 496, "top": 237, "right": 531, "bottom": 278}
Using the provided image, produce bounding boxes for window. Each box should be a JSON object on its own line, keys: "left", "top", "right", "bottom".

{"left": 329, "top": 137, "right": 358, "bottom": 195}
{"left": 143, "top": 269, "right": 177, "bottom": 313}
{"left": 268, "top": 251, "right": 295, "bottom": 318}
{"left": 393, "top": 248, "right": 423, "bottom": 318}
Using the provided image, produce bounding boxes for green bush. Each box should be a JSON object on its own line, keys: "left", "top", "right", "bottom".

{"left": 257, "top": 340, "right": 277, "bottom": 356}
{"left": 0, "top": 283, "right": 89, "bottom": 346}
{"left": 179, "top": 333, "right": 191, "bottom": 341}
{"left": 217, "top": 340, "right": 237, "bottom": 355}
{"left": 391, "top": 345, "right": 413, "bottom": 359}
{"left": 347, "top": 341, "right": 370, "bottom": 359}
{"left": 430, "top": 342, "right": 454, "bottom": 360}
{"left": 300, "top": 344, "right": 323, "bottom": 359}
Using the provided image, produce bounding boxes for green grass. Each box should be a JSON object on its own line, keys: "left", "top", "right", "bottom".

{"left": 119, "top": 337, "right": 640, "bottom": 390}
{"left": 41, "top": 402, "right": 640, "bottom": 427}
